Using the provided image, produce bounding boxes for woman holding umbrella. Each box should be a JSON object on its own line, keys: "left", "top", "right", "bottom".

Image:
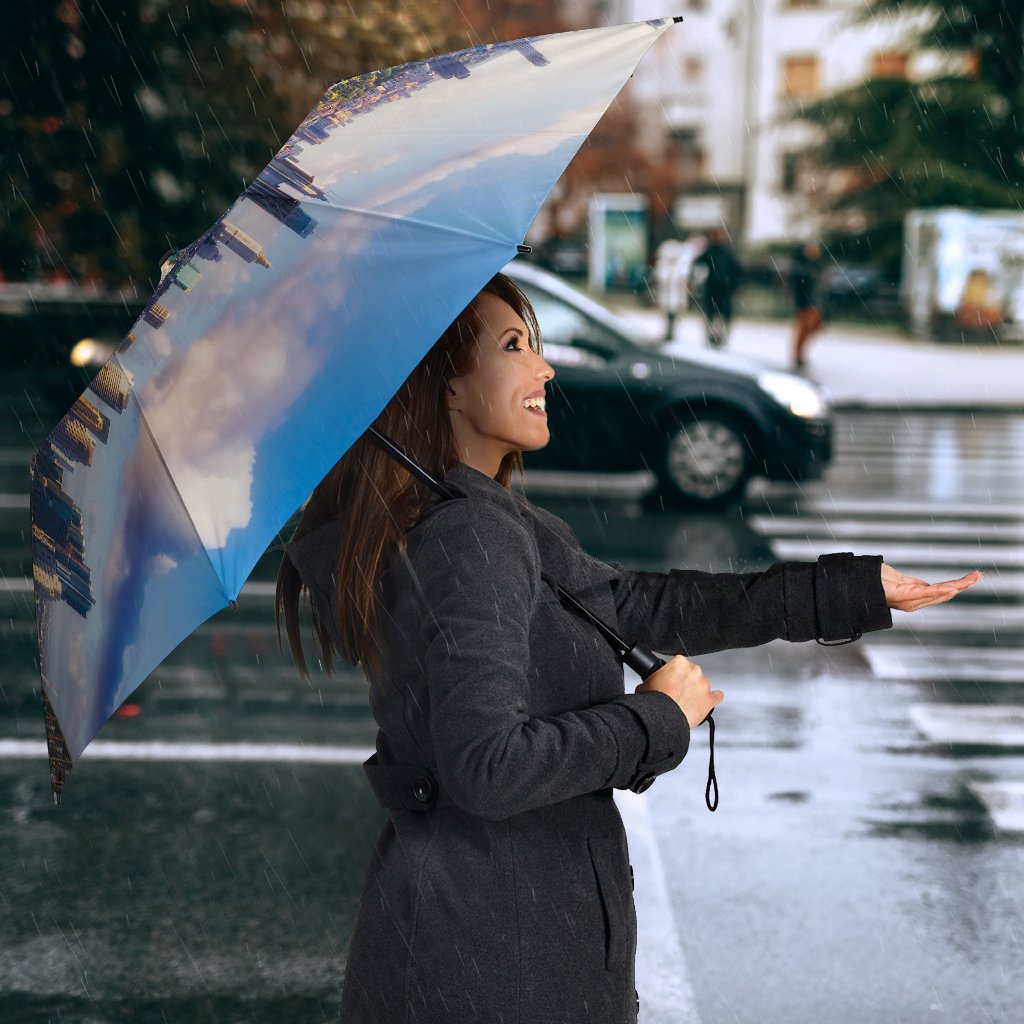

{"left": 277, "top": 273, "right": 979, "bottom": 1023}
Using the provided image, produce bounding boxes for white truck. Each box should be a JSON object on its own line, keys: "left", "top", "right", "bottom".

{"left": 903, "top": 207, "right": 1024, "bottom": 342}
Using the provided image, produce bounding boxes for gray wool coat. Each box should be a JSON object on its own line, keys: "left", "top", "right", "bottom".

{"left": 286, "top": 460, "right": 892, "bottom": 1024}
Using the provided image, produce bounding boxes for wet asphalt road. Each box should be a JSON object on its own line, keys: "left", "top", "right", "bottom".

{"left": 1, "top": 401, "right": 1023, "bottom": 1023}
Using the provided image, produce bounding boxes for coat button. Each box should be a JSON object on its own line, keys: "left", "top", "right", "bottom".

{"left": 412, "top": 775, "right": 435, "bottom": 803}
{"left": 630, "top": 773, "right": 656, "bottom": 794}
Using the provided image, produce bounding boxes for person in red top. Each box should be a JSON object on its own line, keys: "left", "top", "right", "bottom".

{"left": 790, "top": 241, "right": 824, "bottom": 369}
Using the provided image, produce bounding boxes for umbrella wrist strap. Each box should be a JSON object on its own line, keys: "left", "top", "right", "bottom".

{"left": 704, "top": 714, "right": 718, "bottom": 812}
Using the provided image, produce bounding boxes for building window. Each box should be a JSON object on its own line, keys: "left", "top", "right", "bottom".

{"left": 684, "top": 56, "right": 703, "bottom": 82}
{"left": 780, "top": 151, "right": 815, "bottom": 195}
{"left": 780, "top": 152, "right": 799, "bottom": 195}
{"left": 871, "top": 51, "right": 908, "bottom": 79}
{"left": 781, "top": 56, "right": 819, "bottom": 98}
{"left": 669, "top": 128, "right": 706, "bottom": 182}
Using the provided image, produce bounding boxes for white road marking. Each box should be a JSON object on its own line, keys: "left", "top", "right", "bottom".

{"left": 1, "top": 576, "right": 277, "bottom": 602}
{"left": 238, "top": 580, "right": 276, "bottom": 599}
{"left": 908, "top": 705, "right": 1024, "bottom": 748}
{"left": 0, "top": 449, "right": 34, "bottom": 465}
{"left": 0, "top": 739, "right": 375, "bottom": 763}
{"left": 968, "top": 781, "right": 1024, "bottom": 833}
{"left": 0, "top": 577, "right": 32, "bottom": 593}
{"left": 616, "top": 787, "right": 702, "bottom": 1024}
{"left": 521, "top": 469, "right": 655, "bottom": 496}
{"left": 886, "top": 605, "right": 1024, "bottom": 633}
{"left": 767, "top": 539, "right": 1024, "bottom": 567}
{"left": 795, "top": 497, "right": 1024, "bottom": 520}
{"left": 748, "top": 516, "right": 1024, "bottom": 542}
{"left": 864, "top": 645, "right": 1024, "bottom": 684}
{"left": 834, "top": 447, "right": 1021, "bottom": 462}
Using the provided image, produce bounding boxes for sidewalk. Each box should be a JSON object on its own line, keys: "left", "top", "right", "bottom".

{"left": 608, "top": 304, "right": 1024, "bottom": 411}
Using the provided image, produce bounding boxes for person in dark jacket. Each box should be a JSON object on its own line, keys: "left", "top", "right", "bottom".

{"left": 691, "top": 227, "right": 742, "bottom": 348}
{"left": 276, "top": 273, "right": 981, "bottom": 1024}
{"left": 790, "top": 241, "right": 824, "bottom": 369}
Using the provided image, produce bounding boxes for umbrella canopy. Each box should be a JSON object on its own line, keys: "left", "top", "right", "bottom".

{"left": 30, "top": 17, "right": 680, "bottom": 800}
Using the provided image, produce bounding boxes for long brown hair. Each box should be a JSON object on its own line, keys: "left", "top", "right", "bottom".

{"left": 275, "top": 272, "right": 542, "bottom": 682}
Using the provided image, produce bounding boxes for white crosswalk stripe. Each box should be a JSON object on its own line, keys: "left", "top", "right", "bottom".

{"left": 793, "top": 497, "right": 1024, "bottom": 520}
{"left": 908, "top": 704, "right": 1024, "bottom": 748}
{"left": 864, "top": 645, "right": 1024, "bottom": 684}
{"left": 748, "top": 515, "right": 1024, "bottom": 543}
{"left": 750, "top": 412, "right": 1024, "bottom": 834}
{"left": 769, "top": 538, "right": 1024, "bottom": 567}
{"left": 967, "top": 781, "right": 1024, "bottom": 833}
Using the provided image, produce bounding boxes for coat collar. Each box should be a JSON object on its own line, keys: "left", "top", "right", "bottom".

{"left": 440, "top": 461, "right": 623, "bottom": 594}
{"left": 287, "top": 461, "right": 623, "bottom": 605}
{"left": 437, "top": 460, "right": 529, "bottom": 519}
{"left": 286, "top": 462, "right": 524, "bottom": 602}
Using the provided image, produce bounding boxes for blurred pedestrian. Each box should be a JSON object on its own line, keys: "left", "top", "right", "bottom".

{"left": 276, "top": 271, "right": 981, "bottom": 1024}
{"left": 692, "top": 227, "right": 742, "bottom": 349}
{"left": 790, "top": 241, "right": 823, "bottom": 369}
{"left": 654, "top": 237, "right": 699, "bottom": 341}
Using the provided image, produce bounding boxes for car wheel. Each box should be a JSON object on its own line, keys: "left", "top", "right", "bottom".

{"left": 656, "top": 411, "right": 753, "bottom": 507}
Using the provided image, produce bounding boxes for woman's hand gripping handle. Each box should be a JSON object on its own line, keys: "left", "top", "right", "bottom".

{"left": 633, "top": 652, "right": 723, "bottom": 728}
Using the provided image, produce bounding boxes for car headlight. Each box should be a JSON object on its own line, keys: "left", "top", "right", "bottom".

{"left": 757, "top": 371, "right": 828, "bottom": 419}
{"left": 69, "top": 337, "right": 115, "bottom": 368}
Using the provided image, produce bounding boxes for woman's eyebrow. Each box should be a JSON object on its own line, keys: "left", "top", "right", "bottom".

{"left": 502, "top": 327, "right": 526, "bottom": 337}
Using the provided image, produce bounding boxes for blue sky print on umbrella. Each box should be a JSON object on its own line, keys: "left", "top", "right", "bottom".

{"left": 30, "top": 18, "right": 678, "bottom": 796}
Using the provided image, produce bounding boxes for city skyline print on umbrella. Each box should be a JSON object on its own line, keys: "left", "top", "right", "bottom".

{"left": 30, "top": 17, "right": 682, "bottom": 801}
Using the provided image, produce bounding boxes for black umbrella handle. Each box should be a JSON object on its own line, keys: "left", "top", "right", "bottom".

{"left": 625, "top": 641, "right": 717, "bottom": 812}
{"left": 623, "top": 642, "right": 664, "bottom": 680}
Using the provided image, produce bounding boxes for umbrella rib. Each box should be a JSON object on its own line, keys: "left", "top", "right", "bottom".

{"left": 298, "top": 199, "right": 521, "bottom": 251}
{"left": 128, "top": 369, "right": 233, "bottom": 607}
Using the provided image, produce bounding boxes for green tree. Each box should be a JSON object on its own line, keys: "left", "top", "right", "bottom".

{"left": 0, "top": 0, "right": 464, "bottom": 288}
{"left": 794, "top": 0, "right": 1024, "bottom": 275}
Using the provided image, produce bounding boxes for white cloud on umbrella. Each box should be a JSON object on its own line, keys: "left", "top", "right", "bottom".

{"left": 138, "top": 310, "right": 320, "bottom": 550}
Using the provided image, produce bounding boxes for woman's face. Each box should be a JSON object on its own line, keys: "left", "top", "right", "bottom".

{"left": 446, "top": 292, "right": 555, "bottom": 478}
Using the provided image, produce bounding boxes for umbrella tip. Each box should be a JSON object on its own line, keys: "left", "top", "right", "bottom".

{"left": 517, "top": 244, "right": 532, "bottom": 255}
{"left": 673, "top": 15, "right": 684, "bottom": 24}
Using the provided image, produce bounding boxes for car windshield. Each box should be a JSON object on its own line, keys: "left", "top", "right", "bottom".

{"left": 516, "top": 284, "right": 626, "bottom": 361}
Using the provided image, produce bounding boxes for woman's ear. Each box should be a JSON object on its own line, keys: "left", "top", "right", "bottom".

{"left": 445, "top": 380, "right": 460, "bottom": 412}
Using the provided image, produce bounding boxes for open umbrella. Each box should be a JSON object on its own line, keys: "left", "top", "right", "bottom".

{"left": 30, "top": 16, "right": 682, "bottom": 801}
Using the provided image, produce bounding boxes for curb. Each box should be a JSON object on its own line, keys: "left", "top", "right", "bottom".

{"left": 829, "top": 402, "right": 1024, "bottom": 414}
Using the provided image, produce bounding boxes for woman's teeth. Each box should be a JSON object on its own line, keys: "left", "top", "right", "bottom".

{"left": 523, "top": 397, "right": 546, "bottom": 412}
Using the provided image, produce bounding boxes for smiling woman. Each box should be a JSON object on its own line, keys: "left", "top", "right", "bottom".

{"left": 277, "top": 273, "right": 544, "bottom": 685}
{"left": 274, "top": 271, "right": 977, "bottom": 1024}
{"left": 445, "top": 290, "right": 556, "bottom": 477}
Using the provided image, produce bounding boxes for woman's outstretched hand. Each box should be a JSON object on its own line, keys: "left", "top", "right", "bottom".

{"left": 635, "top": 654, "right": 723, "bottom": 728}
{"left": 881, "top": 564, "right": 983, "bottom": 612}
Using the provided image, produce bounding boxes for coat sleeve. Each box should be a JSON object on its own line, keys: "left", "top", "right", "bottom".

{"left": 606, "top": 554, "right": 892, "bottom": 657}
{"left": 409, "top": 502, "right": 690, "bottom": 821}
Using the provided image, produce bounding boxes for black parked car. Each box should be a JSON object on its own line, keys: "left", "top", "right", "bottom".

{"left": 506, "top": 262, "right": 832, "bottom": 507}
{"left": 32, "top": 265, "right": 831, "bottom": 509}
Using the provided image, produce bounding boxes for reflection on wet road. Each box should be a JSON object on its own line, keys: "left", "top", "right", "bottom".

{"left": 1, "top": 409, "right": 1022, "bottom": 1022}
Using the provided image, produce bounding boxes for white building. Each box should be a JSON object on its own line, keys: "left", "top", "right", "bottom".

{"left": 613, "top": 0, "right": 930, "bottom": 250}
